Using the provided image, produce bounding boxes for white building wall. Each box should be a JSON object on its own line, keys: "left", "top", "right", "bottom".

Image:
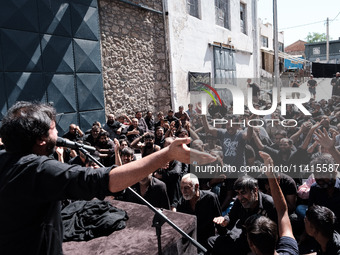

{"left": 259, "top": 20, "right": 284, "bottom": 50}
{"left": 165, "top": 0, "right": 258, "bottom": 109}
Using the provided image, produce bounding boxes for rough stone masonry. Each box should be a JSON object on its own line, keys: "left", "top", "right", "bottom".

{"left": 99, "top": 0, "right": 171, "bottom": 117}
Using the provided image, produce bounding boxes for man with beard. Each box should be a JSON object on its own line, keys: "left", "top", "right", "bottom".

{"left": 0, "top": 101, "right": 217, "bottom": 255}
{"left": 308, "top": 154, "right": 340, "bottom": 231}
{"left": 144, "top": 111, "right": 154, "bottom": 132}
{"left": 103, "top": 114, "right": 122, "bottom": 140}
{"left": 84, "top": 124, "right": 101, "bottom": 146}
{"left": 95, "top": 131, "right": 115, "bottom": 166}
{"left": 154, "top": 126, "right": 165, "bottom": 148}
{"left": 176, "top": 173, "right": 223, "bottom": 249}
{"left": 208, "top": 176, "right": 277, "bottom": 255}
{"left": 253, "top": 133, "right": 295, "bottom": 167}
{"left": 126, "top": 117, "right": 144, "bottom": 143}
{"left": 130, "top": 132, "right": 160, "bottom": 157}
{"left": 135, "top": 111, "right": 149, "bottom": 133}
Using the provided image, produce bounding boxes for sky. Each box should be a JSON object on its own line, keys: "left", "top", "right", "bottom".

{"left": 258, "top": 0, "right": 340, "bottom": 47}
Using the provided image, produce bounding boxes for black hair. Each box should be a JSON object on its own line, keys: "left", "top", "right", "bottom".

{"left": 121, "top": 147, "right": 134, "bottom": 156}
{"left": 0, "top": 101, "right": 56, "bottom": 154}
{"left": 274, "top": 130, "right": 287, "bottom": 137}
{"left": 119, "top": 138, "right": 130, "bottom": 147}
{"left": 245, "top": 214, "right": 278, "bottom": 254}
{"left": 306, "top": 205, "right": 336, "bottom": 238}
{"left": 234, "top": 175, "right": 258, "bottom": 192}
{"left": 144, "top": 133, "right": 155, "bottom": 140}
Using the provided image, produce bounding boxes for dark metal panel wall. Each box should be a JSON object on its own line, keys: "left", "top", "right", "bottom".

{"left": 0, "top": 0, "right": 105, "bottom": 135}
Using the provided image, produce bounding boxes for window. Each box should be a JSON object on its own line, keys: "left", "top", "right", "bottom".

{"left": 240, "top": 2, "right": 247, "bottom": 34}
{"left": 313, "top": 47, "right": 320, "bottom": 55}
{"left": 215, "top": 0, "right": 229, "bottom": 29}
{"left": 187, "top": 0, "right": 199, "bottom": 18}
{"left": 279, "top": 42, "right": 284, "bottom": 52}
{"left": 261, "top": 36, "right": 268, "bottom": 48}
{"left": 213, "top": 46, "right": 236, "bottom": 86}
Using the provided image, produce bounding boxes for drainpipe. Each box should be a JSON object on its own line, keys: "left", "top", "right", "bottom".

{"left": 161, "top": 0, "right": 177, "bottom": 110}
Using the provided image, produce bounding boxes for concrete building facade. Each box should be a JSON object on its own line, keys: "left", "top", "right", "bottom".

{"left": 165, "top": 0, "right": 260, "bottom": 109}
{"left": 259, "top": 20, "right": 284, "bottom": 77}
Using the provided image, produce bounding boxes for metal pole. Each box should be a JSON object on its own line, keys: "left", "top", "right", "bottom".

{"left": 273, "top": 0, "right": 280, "bottom": 89}
{"left": 326, "top": 17, "right": 329, "bottom": 63}
{"left": 252, "top": 0, "right": 258, "bottom": 80}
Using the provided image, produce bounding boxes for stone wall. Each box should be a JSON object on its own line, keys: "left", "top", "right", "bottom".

{"left": 98, "top": 0, "right": 171, "bottom": 118}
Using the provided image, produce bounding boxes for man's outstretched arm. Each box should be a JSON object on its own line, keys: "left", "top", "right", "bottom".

{"left": 108, "top": 138, "right": 217, "bottom": 192}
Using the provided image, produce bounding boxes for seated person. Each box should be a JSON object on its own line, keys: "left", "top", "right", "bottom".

{"left": 84, "top": 124, "right": 101, "bottom": 146}
{"left": 244, "top": 151, "right": 299, "bottom": 255}
{"left": 95, "top": 131, "right": 115, "bottom": 167}
{"left": 102, "top": 114, "right": 122, "bottom": 140}
{"left": 62, "top": 124, "right": 84, "bottom": 142}
{"left": 153, "top": 137, "right": 188, "bottom": 211}
{"left": 308, "top": 154, "right": 340, "bottom": 231}
{"left": 154, "top": 126, "right": 165, "bottom": 148}
{"left": 208, "top": 175, "right": 277, "bottom": 255}
{"left": 126, "top": 118, "right": 144, "bottom": 144}
{"left": 257, "top": 172, "right": 297, "bottom": 214}
{"left": 121, "top": 174, "right": 170, "bottom": 210}
{"left": 305, "top": 205, "right": 340, "bottom": 254}
{"left": 176, "top": 173, "right": 222, "bottom": 249}
{"left": 130, "top": 132, "right": 160, "bottom": 157}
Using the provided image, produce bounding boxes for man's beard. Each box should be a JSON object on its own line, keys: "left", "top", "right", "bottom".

{"left": 107, "top": 120, "right": 114, "bottom": 126}
{"left": 183, "top": 187, "right": 195, "bottom": 200}
{"left": 241, "top": 192, "right": 257, "bottom": 209}
{"left": 145, "top": 142, "right": 153, "bottom": 148}
{"left": 46, "top": 137, "right": 57, "bottom": 156}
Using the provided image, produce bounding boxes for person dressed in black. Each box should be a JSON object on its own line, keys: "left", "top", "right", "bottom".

{"left": 245, "top": 152, "right": 299, "bottom": 255}
{"left": 307, "top": 75, "right": 318, "bottom": 100}
{"left": 122, "top": 174, "right": 170, "bottom": 210}
{"left": 176, "top": 173, "right": 223, "bottom": 249}
{"left": 0, "top": 101, "right": 216, "bottom": 255}
{"left": 304, "top": 205, "right": 340, "bottom": 255}
{"left": 130, "top": 132, "right": 160, "bottom": 157}
{"left": 208, "top": 176, "right": 277, "bottom": 255}
{"left": 62, "top": 123, "right": 84, "bottom": 142}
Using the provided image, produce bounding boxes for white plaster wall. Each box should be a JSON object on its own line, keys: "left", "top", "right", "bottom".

{"left": 259, "top": 20, "right": 284, "bottom": 50}
{"left": 166, "top": 0, "right": 257, "bottom": 109}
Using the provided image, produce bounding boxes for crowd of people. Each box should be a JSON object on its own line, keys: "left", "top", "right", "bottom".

{"left": 1, "top": 75, "right": 340, "bottom": 254}
{"left": 49, "top": 80, "right": 340, "bottom": 254}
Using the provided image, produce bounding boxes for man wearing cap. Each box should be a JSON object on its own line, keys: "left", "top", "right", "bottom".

{"left": 307, "top": 74, "right": 317, "bottom": 100}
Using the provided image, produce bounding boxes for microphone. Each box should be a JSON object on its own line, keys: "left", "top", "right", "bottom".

{"left": 56, "top": 137, "right": 96, "bottom": 153}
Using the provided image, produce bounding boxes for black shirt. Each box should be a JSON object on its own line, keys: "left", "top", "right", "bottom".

{"left": 177, "top": 190, "right": 222, "bottom": 247}
{"left": 0, "top": 151, "right": 112, "bottom": 255}
{"left": 122, "top": 177, "right": 170, "bottom": 210}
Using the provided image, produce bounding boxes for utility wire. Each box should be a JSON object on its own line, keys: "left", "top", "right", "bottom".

{"left": 279, "top": 11, "right": 340, "bottom": 30}
{"left": 279, "top": 20, "right": 325, "bottom": 30}
{"left": 331, "top": 11, "right": 340, "bottom": 21}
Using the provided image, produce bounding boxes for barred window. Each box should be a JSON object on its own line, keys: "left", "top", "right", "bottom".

{"left": 187, "top": 0, "right": 199, "bottom": 18}
{"left": 261, "top": 36, "right": 269, "bottom": 48}
{"left": 240, "top": 2, "right": 247, "bottom": 34}
{"left": 215, "top": 0, "right": 229, "bottom": 29}
{"left": 213, "top": 46, "right": 236, "bottom": 86}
